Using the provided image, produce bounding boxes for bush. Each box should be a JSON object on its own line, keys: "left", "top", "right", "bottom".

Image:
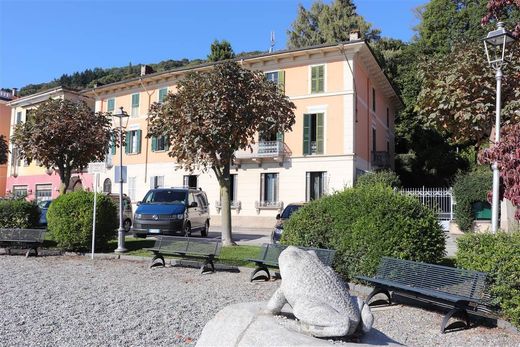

{"left": 0, "top": 198, "right": 40, "bottom": 228}
{"left": 47, "top": 191, "right": 118, "bottom": 251}
{"left": 457, "top": 233, "right": 520, "bottom": 328}
{"left": 281, "top": 185, "right": 445, "bottom": 279}
{"left": 452, "top": 169, "right": 492, "bottom": 232}
{"left": 355, "top": 170, "right": 401, "bottom": 189}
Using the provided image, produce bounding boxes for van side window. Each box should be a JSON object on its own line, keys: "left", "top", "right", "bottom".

{"left": 188, "top": 193, "right": 196, "bottom": 206}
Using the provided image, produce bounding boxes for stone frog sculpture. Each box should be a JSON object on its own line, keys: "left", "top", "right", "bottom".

{"left": 266, "top": 246, "right": 373, "bottom": 338}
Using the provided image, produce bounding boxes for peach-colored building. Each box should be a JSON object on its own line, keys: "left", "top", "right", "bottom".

{"left": 6, "top": 87, "right": 94, "bottom": 201}
{"left": 83, "top": 41, "right": 401, "bottom": 227}
{"left": 0, "top": 90, "right": 15, "bottom": 197}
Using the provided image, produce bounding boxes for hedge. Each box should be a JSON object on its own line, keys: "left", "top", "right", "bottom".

{"left": 457, "top": 232, "right": 520, "bottom": 328}
{"left": 0, "top": 198, "right": 40, "bottom": 228}
{"left": 47, "top": 191, "right": 117, "bottom": 251}
{"left": 452, "top": 169, "right": 492, "bottom": 232}
{"left": 281, "top": 185, "right": 446, "bottom": 280}
{"left": 355, "top": 170, "right": 402, "bottom": 189}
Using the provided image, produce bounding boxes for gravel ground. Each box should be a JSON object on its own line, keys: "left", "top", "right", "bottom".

{"left": 1, "top": 255, "right": 519, "bottom": 347}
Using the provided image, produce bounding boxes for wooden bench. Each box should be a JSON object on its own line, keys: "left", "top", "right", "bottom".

{"left": 147, "top": 236, "right": 222, "bottom": 274}
{"left": 0, "top": 228, "right": 46, "bottom": 257}
{"left": 246, "top": 243, "right": 336, "bottom": 282}
{"left": 356, "top": 257, "right": 489, "bottom": 333}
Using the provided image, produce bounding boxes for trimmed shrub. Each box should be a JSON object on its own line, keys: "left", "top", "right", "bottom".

{"left": 355, "top": 170, "right": 401, "bottom": 189}
{"left": 47, "top": 191, "right": 117, "bottom": 251}
{"left": 0, "top": 198, "right": 40, "bottom": 228}
{"left": 452, "top": 169, "right": 492, "bottom": 232}
{"left": 281, "top": 185, "right": 445, "bottom": 280}
{"left": 457, "top": 233, "right": 520, "bottom": 328}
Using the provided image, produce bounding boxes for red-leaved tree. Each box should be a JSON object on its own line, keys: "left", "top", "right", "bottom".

{"left": 482, "top": 0, "right": 520, "bottom": 37}
{"left": 479, "top": 123, "right": 520, "bottom": 219}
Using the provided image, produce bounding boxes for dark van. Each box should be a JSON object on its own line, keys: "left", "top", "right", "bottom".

{"left": 132, "top": 187, "right": 210, "bottom": 238}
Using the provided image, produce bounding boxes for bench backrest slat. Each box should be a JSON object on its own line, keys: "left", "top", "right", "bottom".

{"left": 0, "top": 228, "right": 45, "bottom": 243}
{"left": 257, "top": 244, "right": 335, "bottom": 267}
{"left": 153, "top": 236, "right": 222, "bottom": 256}
{"left": 376, "top": 257, "right": 487, "bottom": 300}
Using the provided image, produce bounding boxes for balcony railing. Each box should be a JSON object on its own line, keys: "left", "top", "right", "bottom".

{"left": 255, "top": 200, "right": 284, "bottom": 214}
{"left": 372, "top": 151, "right": 391, "bottom": 168}
{"left": 235, "top": 140, "right": 288, "bottom": 164}
{"left": 215, "top": 200, "right": 242, "bottom": 213}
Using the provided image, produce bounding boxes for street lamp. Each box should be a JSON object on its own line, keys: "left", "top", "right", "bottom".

{"left": 112, "top": 107, "right": 130, "bottom": 253}
{"left": 483, "top": 22, "right": 516, "bottom": 233}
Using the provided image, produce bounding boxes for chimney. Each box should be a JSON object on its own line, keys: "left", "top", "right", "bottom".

{"left": 349, "top": 30, "right": 360, "bottom": 41}
{"left": 12, "top": 88, "right": 17, "bottom": 97}
{"left": 140, "top": 65, "right": 155, "bottom": 76}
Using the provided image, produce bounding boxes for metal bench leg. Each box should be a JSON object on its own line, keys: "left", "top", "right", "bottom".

{"left": 250, "top": 266, "right": 271, "bottom": 282}
{"left": 366, "top": 287, "right": 392, "bottom": 306}
{"left": 150, "top": 255, "right": 165, "bottom": 268}
{"left": 25, "top": 247, "right": 38, "bottom": 258}
{"left": 441, "top": 308, "right": 470, "bottom": 334}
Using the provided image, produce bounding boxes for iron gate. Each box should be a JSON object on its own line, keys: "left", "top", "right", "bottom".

{"left": 399, "top": 187, "right": 454, "bottom": 231}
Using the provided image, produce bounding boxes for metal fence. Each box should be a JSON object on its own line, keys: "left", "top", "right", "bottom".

{"left": 399, "top": 187, "right": 454, "bottom": 231}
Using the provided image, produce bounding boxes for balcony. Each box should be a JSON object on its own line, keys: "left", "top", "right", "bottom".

{"left": 234, "top": 140, "right": 289, "bottom": 166}
{"left": 372, "top": 151, "right": 391, "bottom": 169}
{"left": 215, "top": 200, "right": 242, "bottom": 213}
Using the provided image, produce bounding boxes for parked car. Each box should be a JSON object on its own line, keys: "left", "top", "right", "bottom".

{"left": 37, "top": 200, "right": 53, "bottom": 227}
{"left": 271, "top": 202, "right": 305, "bottom": 243}
{"left": 105, "top": 193, "right": 133, "bottom": 232}
{"left": 132, "top": 187, "right": 210, "bottom": 238}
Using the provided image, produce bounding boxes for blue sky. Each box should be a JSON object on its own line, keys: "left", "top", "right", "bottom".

{"left": 0, "top": 0, "right": 425, "bottom": 89}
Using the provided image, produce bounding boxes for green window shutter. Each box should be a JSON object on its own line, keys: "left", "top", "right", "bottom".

{"left": 132, "top": 94, "right": 139, "bottom": 107}
{"left": 277, "top": 71, "right": 285, "bottom": 93}
{"left": 317, "top": 66, "right": 324, "bottom": 92}
{"left": 110, "top": 134, "right": 116, "bottom": 155}
{"left": 316, "top": 113, "right": 324, "bottom": 154}
{"left": 136, "top": 130, "right": 142, "bottom": 154}
{"left": 107, "top": 98, "right": 115, "bottom": 112}
{"left": 276, "top": 132, "right": 284, "bottom": 142}
{"left": 151, "top": 136, "right": 157, "bottom": 152}
{"left": 125, "top": 131, "right": 131, "bottom": 154}
{"left": 311, "top": 67, "right": 317, "bottom": 93}
{"left": 159, "top": 88, "right": 167, "bottom": 102}
{"left": 303, "top": 114, "right": 310, "bottom": 155}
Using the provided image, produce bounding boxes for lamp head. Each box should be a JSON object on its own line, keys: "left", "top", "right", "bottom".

{"left": 484, "top": 22, "right": 516, "bottom": 68}
{"left": 111, "top": 106, "right": 130, "bottom": 129}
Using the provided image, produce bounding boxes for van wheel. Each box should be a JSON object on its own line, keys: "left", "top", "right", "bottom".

{"left": 201, "top": 221, "right": 209, "bottom": 237}
{"left": 123, "top": 219, "right": 132, "bottom": 232}
{"left": 184, "top": 223, "right": 191, "bottom": 237}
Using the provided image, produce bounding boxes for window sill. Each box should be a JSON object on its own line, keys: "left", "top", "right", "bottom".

{"left": 255, "top": 201, "right": 284, "bottom": 214}
{"left": 152, "top": 149, "right": 168, "bottom": 153}
{"left": 215, "top": 200, "right": 242, "bottom": 214}
{"left": 126, "top": 152, "right": 141, "bottom": 156}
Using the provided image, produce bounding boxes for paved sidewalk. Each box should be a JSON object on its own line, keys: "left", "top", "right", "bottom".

{"left": 207, "top": 227, "right": 272, "bottom": 245}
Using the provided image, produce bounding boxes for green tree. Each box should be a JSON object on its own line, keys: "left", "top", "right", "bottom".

{"left": 286, "top": 0, "right": 380, "bottom": 49}
{"left": 207, "top": 39, "right": 235, "bottom": 62}
{"left": 148, "top": 62, "right": 296, "bottom": 246}
{"left": 0, "top": 135, "right": 8, "bottom": 165}
{"left": 12, "top": 99, "right": 112, "bottom": 194}
{"left": 415, "top": 42, "right": 520, "bottom": 148}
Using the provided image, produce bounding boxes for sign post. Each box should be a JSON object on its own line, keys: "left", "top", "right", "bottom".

{"left": 88, "top": 162, "right": 107, "bottom": 260}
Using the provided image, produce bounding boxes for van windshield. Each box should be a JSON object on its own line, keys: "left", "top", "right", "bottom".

{"left": 142, "top": 190, "right": 187, "bottom": 204}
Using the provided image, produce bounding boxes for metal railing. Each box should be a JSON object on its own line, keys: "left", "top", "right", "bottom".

{"left": 399, "top": 187, "right": 454, "bottom": 230}
{"left": 372, "top": 151, "right": 390, "bottom": 168}
{"left": 235, "top": 140, "right": 285, "bottom": 159}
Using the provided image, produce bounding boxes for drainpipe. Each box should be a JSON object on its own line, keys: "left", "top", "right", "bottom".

{"left": 139, "top": 77, "right": 155, "bottom": 184}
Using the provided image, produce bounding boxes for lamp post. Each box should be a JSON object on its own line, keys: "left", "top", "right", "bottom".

{"left": 483, "top": 22, "right": 516, "bottom": 233}
{"left": 112, "top": 107, "right": 129, "bottom": 253}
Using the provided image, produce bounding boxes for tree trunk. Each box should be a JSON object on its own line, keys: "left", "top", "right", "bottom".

{"left": 214, "top": 163, "right": 236, "bottom": 246}
{"left": 58, "top": 166, "right": 71, "bottom": 195}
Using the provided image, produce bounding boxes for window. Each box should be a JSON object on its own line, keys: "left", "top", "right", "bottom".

{"left": 131, "top": 93, "right": 140, "bottom": 117}
{"left": 306, "top": 172, "right": 326, "bottom": 201}
{"left": 372, "top": 128, "right": 377, "bottom": 153}
{"left": 107, "top": 98, "right": 115, "bottom": 112}
{"left": 372, "top": 88, "right": 376, "bottom": 112}
{"left": 183, "top": 175, "right": 198, "bottom": 189}
{"left": 150, "top": 176, "right": 164, "bottom": 189}
{"left": 303, "top": 113, "right": 324, "bottom": 155}
{"left": 35, "top": 184, "right": 52, "bottom": 203}
{"left": 25, "top": 109, "right": 34, "bottom": 123}
{"left": 13, "top": 185, "right": 27, "bottom": 198}
{"left": 311, "top": 65, "right": 325, "bottom": 93}
{"left": 125, "top": 130, "right": 142, "bottom": 154}
{"left": 110, "top": 133, "right": 116, "bottom": 155}
{"left": 128, "top": 177, "right": 136, "bottom": 201}
{"left": 16, "top": 112, "right": 22, "bottom": 124}
{"left": 266, "top": 72, "right": 278, "bottom": 84}
{"left": 260, "top": 173, "right": 278, "bottom": 204}
{"left": 158, "top": 88, "right": 168, "bottom": 103}
{"left": 230, "top": 174, "right": 237, "bottom": 203}
{"left": 151, "top": 135, "right": 169, "bottom": 152}
{"left": 103, "top": 178, "right": 112, "bottom": 193}
{"left": 387, "top": 141, "right": 390, "bottom": 153}
{"left": 265, "top": 71, "right": 285, "bottom": 93}
{"left": 386, "top": 108, "right": 389, "bottom": 127}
